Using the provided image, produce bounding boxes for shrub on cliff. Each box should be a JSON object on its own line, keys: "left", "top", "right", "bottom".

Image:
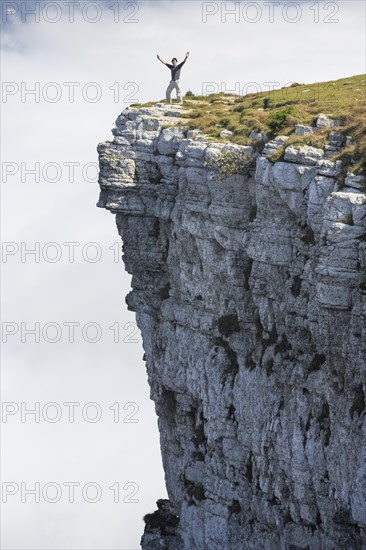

{"left": 204, "top": 148, "right": 253, "bottom": 180}
{"left": 267, "top": 106, "right": 294, "bottom": 132}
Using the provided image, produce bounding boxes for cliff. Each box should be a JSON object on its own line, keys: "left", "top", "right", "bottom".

{"left": 97, "top": 102, "right": 366, "bottom": 549}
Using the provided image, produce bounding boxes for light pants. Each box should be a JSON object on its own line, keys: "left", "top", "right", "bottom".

{"left": 166, "top": 79, "right": 183, "bottom": 103}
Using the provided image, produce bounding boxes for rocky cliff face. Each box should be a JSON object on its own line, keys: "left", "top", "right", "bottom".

{"left": 97, "top": 104, "right": 366, "bottom": 550}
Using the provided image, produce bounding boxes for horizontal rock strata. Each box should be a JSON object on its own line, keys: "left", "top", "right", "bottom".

{"left": 97, "top": 104, "right": 366, "bottom": 550}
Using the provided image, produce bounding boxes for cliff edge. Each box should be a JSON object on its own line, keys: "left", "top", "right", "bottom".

{"left": 97, "top": 102, "right": 366, "bottom": 549}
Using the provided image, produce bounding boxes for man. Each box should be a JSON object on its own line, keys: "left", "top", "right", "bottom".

{"left": 157, "top": 52, "right": 190, "bottom": 104}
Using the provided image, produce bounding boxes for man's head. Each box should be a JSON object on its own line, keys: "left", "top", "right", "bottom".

{"left": 171, "top": 57, "right": 178, "bottom": 67}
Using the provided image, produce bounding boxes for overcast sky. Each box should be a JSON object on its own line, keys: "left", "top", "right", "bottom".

{"left": 1, "top": 1, "right": 365, "bottom": 549}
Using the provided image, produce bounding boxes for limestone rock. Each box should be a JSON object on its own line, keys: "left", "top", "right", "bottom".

{"left": 284, "top": 144, "right": 324, "bottom": 165}
{"left": 295, "top": 124, "right": 316, "bottom": 136}
{"left": 141, "top": 499, "right": 182, "bottom": 549}
{"left": 262, "top": 135, "right": 289, "bottom": 157}
{"left": 328, "top": 130, "right": 347, "bottom": 147}
{"left": 315, "top": 159, "right": 342, "bottom": 177}
{"left": 316, "top": 113, "right": 344, "bottom": 128}
{"left": 249, "top": 130, "right": 268, "bottom": 142}
{"left": 346, "top": 173, "right": 366, "bottom": 192}
{"left": 186, "top": 129, "right": 202, "bottom": 139}
{"left": 97, "top": 104, "right": 366, "bottom": 550}
{"left": 220, "top": 129, "right": 234, "bottom": 139}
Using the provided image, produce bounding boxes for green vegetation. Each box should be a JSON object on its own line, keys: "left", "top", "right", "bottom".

{"left": 204, "top": 148, "right": 253, "bottom": 180}
{"left": 184, "top": 89, "right": 195, "bottom": 98}
{"left": 130, "top": 74, "right": 366, "bottom": 175}
{"left": 130, "top": 100, "right": 160, "bottom": 108}
{"left": 143, "top": 507, "right": 179, "bottom": 534}
{"left": 267, "top": 106, "right": 295, "bottom": 131}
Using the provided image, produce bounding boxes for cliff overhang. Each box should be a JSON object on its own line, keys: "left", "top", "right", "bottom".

{"left": 97, "top": 102, "right": 366, "bottom": 550}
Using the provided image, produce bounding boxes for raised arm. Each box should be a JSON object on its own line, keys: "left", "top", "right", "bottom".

{"left": 178, "top": 51, "right": 190, "bottom": 68}
{"left": 157, "top": 54, "right": 167, "bottom": 65}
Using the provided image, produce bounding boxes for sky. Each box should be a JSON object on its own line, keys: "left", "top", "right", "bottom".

{"left": 1, "top": 0, "right": 365, "bottom": 549}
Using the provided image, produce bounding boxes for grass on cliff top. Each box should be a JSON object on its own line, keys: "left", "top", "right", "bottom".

{"left": 131, "top": 74, "right": 366, "bottom": 175}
